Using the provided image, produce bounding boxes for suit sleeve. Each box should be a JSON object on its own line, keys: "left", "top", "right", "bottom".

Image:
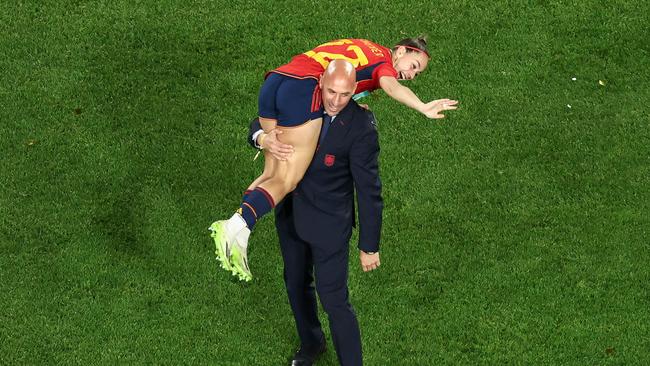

{"left": 350, "top": 111, "right": 383, "bottom": 253}
{"left": 247, "top": 117, "right": 262, "bottom": 149}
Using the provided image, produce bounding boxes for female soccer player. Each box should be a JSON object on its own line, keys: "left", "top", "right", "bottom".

{"left": 210, "top": 37, "right": 458, "bottom": 281}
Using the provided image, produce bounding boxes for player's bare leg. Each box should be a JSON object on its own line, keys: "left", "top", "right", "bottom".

{"left": 246, "top": 118, "right": 278, "bottom": 191}
{"left": 257, "top": 118, "right": 322, "bottom": 202}
{"left": 246, "top": 154, "right": 274, "bottom": 191}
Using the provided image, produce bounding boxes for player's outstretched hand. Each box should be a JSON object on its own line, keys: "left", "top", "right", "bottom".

{"left": 360, "top": 250, "right": 380, "bottom": 272}
{"left": 261, "top": 129, "right": 294, "bottom": 161}
{"left": 420, "top": 98, "right": 458, "bottom": 119}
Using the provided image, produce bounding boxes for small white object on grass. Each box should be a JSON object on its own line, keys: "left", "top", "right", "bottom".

{"left": 567, "top": 104, "right": 572, "bottom": 108}
{"left": 571, "top": 77, "right": 577, "bottom": 81}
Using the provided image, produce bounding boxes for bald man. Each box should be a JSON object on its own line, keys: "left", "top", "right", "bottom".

{"left": 249, "top": 60, "right": 382, "bottom": 365}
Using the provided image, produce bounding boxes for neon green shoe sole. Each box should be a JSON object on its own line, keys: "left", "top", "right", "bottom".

{"left": 208, "top": 221, "right": 231, "bottom": 272}
{"left": 230, "top": 244, "right": 252, "bottom": 282}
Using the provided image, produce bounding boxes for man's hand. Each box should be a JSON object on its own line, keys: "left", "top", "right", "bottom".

{"left": 360, "top": 251, "right": 380, "bottom": 272}
{"left": 358, "top": 103, "right": 370, "bottom": 110}
{"left": 419, "top": 98, "right": 458, "bottom": 119}
{"left": 259, "top": 129, "right": 294, "bottom": 161}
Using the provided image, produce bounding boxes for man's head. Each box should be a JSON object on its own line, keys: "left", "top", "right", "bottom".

{"left": 319, "top": 59, "right": 357, "bottom": 116}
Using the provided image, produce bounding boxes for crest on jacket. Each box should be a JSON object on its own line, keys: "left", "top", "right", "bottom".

{"left": 324, "top": 154, "right": 335, "bottom": 167}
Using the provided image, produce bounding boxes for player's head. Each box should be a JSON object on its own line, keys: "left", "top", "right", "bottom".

{"left": 319, "top": 59, "right": 357, "bottom": 116}
{"left": 392, "top": 36, "right": 429, "bottom": 81}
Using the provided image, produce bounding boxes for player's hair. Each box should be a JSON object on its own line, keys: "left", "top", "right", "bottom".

{"left": 394, "top": 36, "right": 429, "bottom": 58}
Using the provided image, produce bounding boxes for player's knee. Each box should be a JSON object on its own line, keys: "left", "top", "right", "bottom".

{"left": 282, "top": 180, "right": 298, "bottom": 194}
{"left": 258, "top": 171, "right": 273, "bottom": 182}
{"left": 284, "top": 172, "right": 305, "bottom": 192}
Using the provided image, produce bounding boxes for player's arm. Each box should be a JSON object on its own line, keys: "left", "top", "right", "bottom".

{"left": 379, "top": 75, "right": 458, "bottom": 119}
{"left": 379, "top": 75, "right": 425, "bottom": 110}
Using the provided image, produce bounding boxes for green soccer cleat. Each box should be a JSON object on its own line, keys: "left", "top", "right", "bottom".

{"left": 229, "top": 236, "right": 252, "bottom": 282}
{"left": 208, "top": 221, "right": 232, "bottom": 272}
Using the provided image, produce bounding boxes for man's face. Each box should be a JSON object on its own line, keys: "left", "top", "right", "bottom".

{"left": 320, "top": 73, "right": 357, "bottom": 116}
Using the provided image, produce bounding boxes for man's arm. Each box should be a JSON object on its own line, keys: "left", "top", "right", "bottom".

{"left": 246, "top": 118, "right": 294, "bottom": 160}
{"left": 349, "top": 109, "right": 383, "bottom": 271}
{"left": 247, "top": 118, "right": 263, "bottom": 149}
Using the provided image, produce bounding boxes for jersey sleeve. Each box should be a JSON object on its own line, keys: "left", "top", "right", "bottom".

{"left": 372, "top": 62, "right": 398, "bottom": 82}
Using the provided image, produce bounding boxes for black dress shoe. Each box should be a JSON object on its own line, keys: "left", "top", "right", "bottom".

{"left": 290, "top": 341, "right": 326, "bottom": 366}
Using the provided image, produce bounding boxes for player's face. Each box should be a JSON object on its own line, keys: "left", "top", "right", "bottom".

{"left": 320, "top": 75, "right": 357, "bottom": 116}
{"left": 393, "top": 47, "right": 429, "bottom": 81}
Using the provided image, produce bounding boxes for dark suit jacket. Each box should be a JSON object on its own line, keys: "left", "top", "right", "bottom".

{"left": 248, "top": 101, "right": 382, "bottom": 253}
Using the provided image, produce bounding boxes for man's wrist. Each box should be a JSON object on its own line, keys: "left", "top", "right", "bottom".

{"left": 252, "top": 130, "right": 264, "bottom": 149}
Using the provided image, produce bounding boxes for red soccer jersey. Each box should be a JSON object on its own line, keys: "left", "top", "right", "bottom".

{"left": 271, "top": 39, "right": 397, "bottom": 94}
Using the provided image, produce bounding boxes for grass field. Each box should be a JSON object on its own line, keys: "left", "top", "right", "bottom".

{"left": 2, "top": 0, "right": 649, "bottom": 364}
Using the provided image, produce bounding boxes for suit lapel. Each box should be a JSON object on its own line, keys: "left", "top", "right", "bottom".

{"left": 321, "top": 104, "right": 354, "bottom": 147}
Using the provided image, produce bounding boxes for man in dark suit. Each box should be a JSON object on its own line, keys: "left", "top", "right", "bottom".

{"left": 249, "top": 60, "right": 382, "bottom": 366}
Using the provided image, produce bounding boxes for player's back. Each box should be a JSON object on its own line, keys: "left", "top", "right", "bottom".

{"left": 271, "top": 39, "right": 395, "bottom": 92}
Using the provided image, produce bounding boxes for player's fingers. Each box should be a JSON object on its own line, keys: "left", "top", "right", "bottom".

{"left": 271, "top": 143, "right": 289, "bottom": 152}
{"left": 441, "top": 101, "right": 457, "bottom": 107}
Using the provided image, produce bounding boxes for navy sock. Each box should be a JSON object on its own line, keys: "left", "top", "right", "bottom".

{"left": 242, "top": 189, "right": 253, "bottom": 201}
{"left": 239, "top": 187, "right": 275, "bottom": 230}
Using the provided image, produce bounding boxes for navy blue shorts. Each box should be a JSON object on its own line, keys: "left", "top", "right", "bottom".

{"left": 258, "top": 72, "right": 323, "bottom": 127}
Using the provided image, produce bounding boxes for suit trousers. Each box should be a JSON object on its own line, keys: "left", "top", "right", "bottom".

{"left": 277, "top": 220, "right": 363, "bottom": 366}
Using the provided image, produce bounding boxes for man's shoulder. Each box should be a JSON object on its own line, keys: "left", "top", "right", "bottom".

{"left": 344, "top": 102, "right": 378, "bottom": 134}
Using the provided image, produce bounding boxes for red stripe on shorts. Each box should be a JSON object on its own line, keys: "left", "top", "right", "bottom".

{"left": 311, "top": 85, "right": 322, "bottom": 113}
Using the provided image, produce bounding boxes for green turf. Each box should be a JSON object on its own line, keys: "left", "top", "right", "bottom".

{"left": 2, "top": 0, "right": 649, "bottom": 364}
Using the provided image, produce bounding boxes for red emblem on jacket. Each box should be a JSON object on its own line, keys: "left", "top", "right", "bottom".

{"left": 324, "top": 154, "right": 335, "bottom": 167}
